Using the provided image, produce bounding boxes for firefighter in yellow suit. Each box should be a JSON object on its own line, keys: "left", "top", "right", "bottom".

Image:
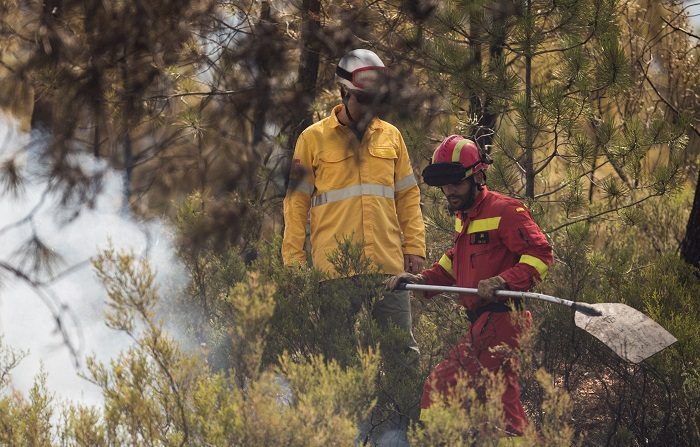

{"left": 282, "top": 49, "right": 426, "bottom": 438}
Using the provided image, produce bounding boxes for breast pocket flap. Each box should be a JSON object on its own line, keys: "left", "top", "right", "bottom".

{"left": 319, "top": 149, "right": 353, "bottom": 163}
{"left": 368, "top": 146, "right": 398, "bottom": 159}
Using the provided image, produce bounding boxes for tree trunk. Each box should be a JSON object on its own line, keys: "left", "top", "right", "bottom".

{"left": 252, "top": 1, "right": 273, "bottom": 148}
{"left": 121, "top": 53, "right": 133, "bottom": 211}
{"left": 523, "top": 0, "right": 535, "bottom": 199}
{"left": 285, "top": 0, "right": 321, "bottom": 160}
{"left": 469, "top": 10, "right": 484, "bottom": 127}
{"left": 93, "top": 113, "right": 101, "bottom": 158}
{"left": 469, "top": 2, "right": 507, "bottom": 149}
{"left": 680, "top": 173, "right": 700, "bottom": 268}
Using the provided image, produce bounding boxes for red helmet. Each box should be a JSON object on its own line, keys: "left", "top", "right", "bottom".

{"left": 422, "top": 135, "right": 491, "bottom": 186}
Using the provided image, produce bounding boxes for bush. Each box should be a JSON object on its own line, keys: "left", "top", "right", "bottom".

{"left": 533, "top": 193, "right": 700, "bottom": 446}
{"left": 1, "top": 191, "right": 697, "bottom": 446}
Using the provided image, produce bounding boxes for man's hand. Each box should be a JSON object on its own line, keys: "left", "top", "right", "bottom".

{"left": 404, "top": 254, "right": 425, "bottom": 274}
{"left": 477, "top": 275, "right": 506, "bottom": 301}
{"left": 385, "top": 272, "right": 424, "bottom": 291}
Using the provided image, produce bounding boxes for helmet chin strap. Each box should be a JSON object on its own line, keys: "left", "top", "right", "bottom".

{"left": 474, "top": 172, "right": 487, "bottom": 191}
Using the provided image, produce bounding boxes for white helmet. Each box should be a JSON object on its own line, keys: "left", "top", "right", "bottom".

{"left": 335, "top": 49, "right": 386, "bottom": 93}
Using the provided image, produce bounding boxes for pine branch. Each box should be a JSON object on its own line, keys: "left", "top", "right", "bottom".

{"left": 535, "top": 158, "right": 613, "bottom": 199}
{"left": 545, "top": 190, "right": 667, "bottom": 234}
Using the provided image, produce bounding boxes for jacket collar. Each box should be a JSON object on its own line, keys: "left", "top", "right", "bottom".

{"left": 458, "top": 186, "right": 490, "bottom": 221}
{"left": 328, "top": 104, "right": 381, "bottom": 132}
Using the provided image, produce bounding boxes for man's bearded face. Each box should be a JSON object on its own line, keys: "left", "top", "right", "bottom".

{"left": 441, "top": 178, "right": 477, "bottom": 212}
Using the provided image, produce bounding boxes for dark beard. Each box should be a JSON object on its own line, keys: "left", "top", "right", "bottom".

{"left": 446, "top": 186, "right": 478, "bottom": 213}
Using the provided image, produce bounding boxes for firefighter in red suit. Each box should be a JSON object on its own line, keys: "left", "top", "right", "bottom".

{"left": 386, "top": 135, "right": 553, "bottom": 436}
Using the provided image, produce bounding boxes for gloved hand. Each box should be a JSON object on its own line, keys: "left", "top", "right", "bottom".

{"left": 477, "top": 275, "right": 506, "bottom": 301}
{"left": 385, "top": 272, "right": 424, "bottom": 291}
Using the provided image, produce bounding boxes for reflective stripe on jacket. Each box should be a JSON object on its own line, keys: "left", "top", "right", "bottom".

{"left": 282, "top": 104, "right": 426, "bottom": 276}
{"left": 420, "top": 187, "right": 553, "bottom": 311}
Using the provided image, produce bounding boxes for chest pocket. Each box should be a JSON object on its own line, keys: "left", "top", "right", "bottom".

{"left": 469, "top": 232, "right": 499, "bottom": 268}
{"left": 317, "top": 148, "right": 355, "bottom": 190}
{"left": 466, "top": 216, "right": 501, "bottom": 268}
{"left": 367, "top": 146, "right": 397, "bottom": 185}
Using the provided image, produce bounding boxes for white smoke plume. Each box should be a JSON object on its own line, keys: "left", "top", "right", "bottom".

{"left": 0, "top": 114, "right": 185, "bottom": 407}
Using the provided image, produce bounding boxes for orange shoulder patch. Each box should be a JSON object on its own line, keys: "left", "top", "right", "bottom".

{"left": 515, "top": 207, "right": 526, "bottom": 212}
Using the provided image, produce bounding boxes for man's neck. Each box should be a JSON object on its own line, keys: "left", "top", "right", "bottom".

{"left": 336, "top": 105, "right": 367, "bottom": 141}
{"left": 464, "top": 188, "right": 488, "bottom": 216}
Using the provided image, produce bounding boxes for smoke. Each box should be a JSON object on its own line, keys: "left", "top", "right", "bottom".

{"left": 0, "top": 115, "right": 185, "bottom": 407}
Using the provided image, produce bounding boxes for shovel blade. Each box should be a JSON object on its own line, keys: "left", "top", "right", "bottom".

{"left": 574, "top": 303, "right": 677, "bottom": 364}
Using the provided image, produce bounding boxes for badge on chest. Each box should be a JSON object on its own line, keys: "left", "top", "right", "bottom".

{"left": 470, "top": 231, "right": 490, "bottom": 245}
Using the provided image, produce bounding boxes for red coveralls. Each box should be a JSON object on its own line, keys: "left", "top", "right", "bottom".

{"left": 420, "top": 187, "right": 553, "bottom": 435}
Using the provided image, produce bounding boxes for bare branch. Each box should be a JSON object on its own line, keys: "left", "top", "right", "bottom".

{"left": 145, "top": 88, "right": 253, "bottom": 101}
{"left": 0, "top": 260, "right": 83, "bottom": 367}
{"left": 636, "top": 59, "right": 700, "bottom": 139}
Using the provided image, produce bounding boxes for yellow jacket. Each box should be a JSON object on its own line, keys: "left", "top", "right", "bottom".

{"left": 283, "top": 105, "right": 426, "bottom": 276}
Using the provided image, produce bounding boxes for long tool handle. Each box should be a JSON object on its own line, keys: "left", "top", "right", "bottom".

{"left": 401, "top": 283, "right": 602, "bottom": 316}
